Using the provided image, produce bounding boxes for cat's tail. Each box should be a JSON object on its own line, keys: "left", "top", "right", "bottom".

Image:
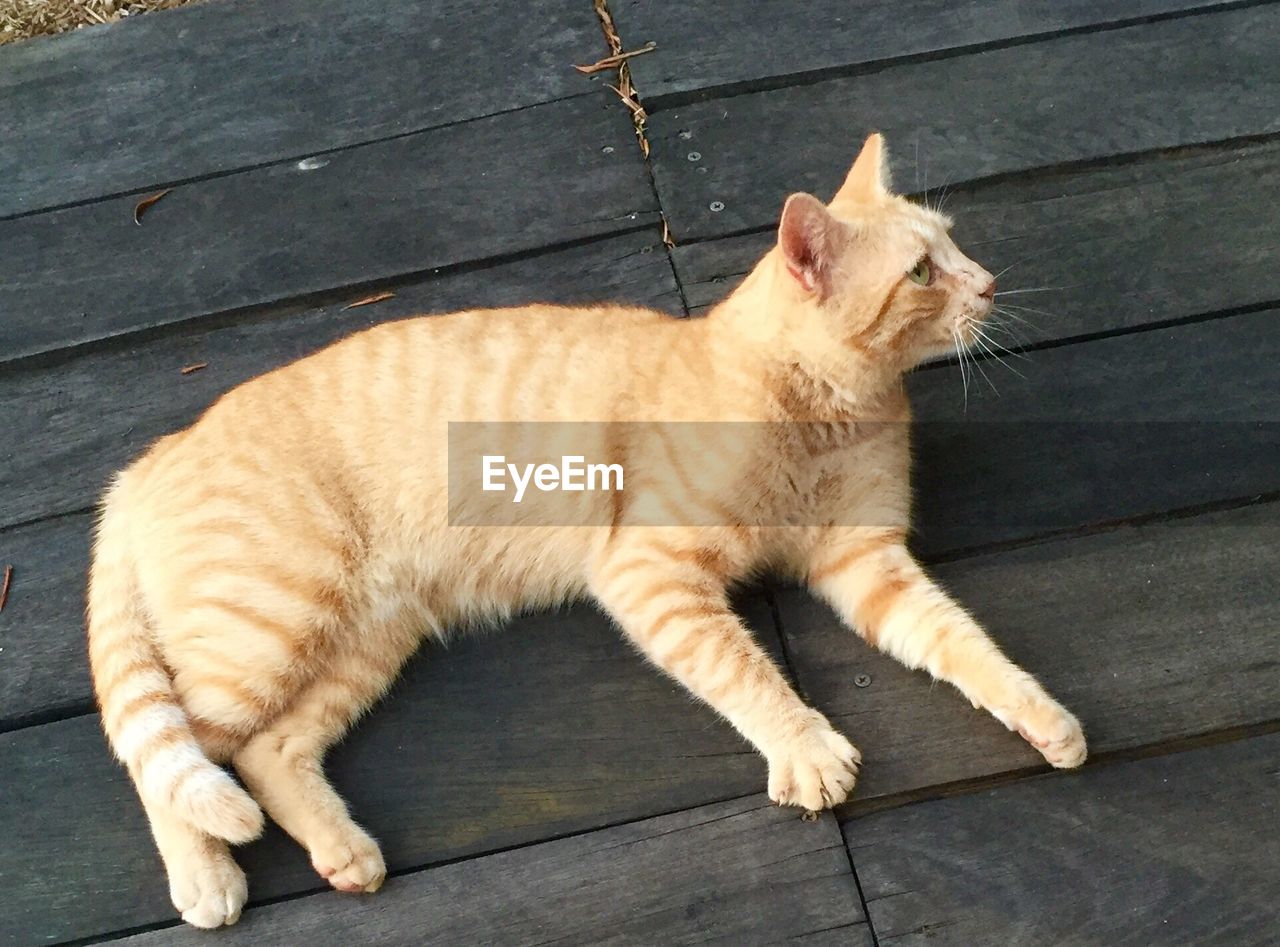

{"left": 87, "top": 475, "right": 264, "bottom": 844}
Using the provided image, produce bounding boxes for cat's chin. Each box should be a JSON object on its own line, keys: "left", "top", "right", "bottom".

{"left": 916, "top": 339, "right": 971, "bottom": 367}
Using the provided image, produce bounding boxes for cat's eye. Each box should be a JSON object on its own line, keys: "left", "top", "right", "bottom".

{"left": 907, "top": 259, "right": 932, "bottom": 286}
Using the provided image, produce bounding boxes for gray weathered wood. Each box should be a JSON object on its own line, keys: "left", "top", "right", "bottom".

{"left": 0, "top": 231, "right": 678, "bottom": 534}
{"left": 908, "top": 310, "right": 1280, "bottom": 556}
{"left": 648, "top": 5, "right": 1280, "bottom": 240}
{"left": 616, "top": 0, "right": 1235, "bottom": 106}
{"left": 847, "top": 732, "right": 1280, "bottom": 946}
{"left": 775, "top": 501, "right": 1280, "bottom": 809}
{"left": 113, "top": 796, "right": 870, "bottom": 946}
{"left": 1, "top": 599, "right": 790, "bottom": 944}
{"left": 0, "top": 0, "right": 606, "bottom": 218}
{"left": 0, "top": 515, "right": 93, "bottom": 729}
{"left": 0, "top": 92, "right": 657, "bottom": 362}
{"left": 674, "top": 138, "right": 1280, "bottom": 338}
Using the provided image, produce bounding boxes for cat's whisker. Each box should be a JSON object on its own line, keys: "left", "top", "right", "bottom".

{"left": 983, "top": 322, "right": 1033, "bottom": 352}
{"left": 988, "top": 308, "right": 1042, "bottom": 341}
{"left": 978, "top": 320, "right": 1033, "bottom": 358}
{"left": 951, "top": 326, "right": 971, "bottom": 411}
{"left": 970, "top": 349, "right": 1000, "bottom": 395}
{"left": 973, "top": 328, "right": 1030, "bottom": 377}
{"left": 992, "top": 305, "right": 1057, "bottom": 337}
{"left": 914, "top": 133, "right": 921, "bottom": 193}
{"left": 934, "top": 175, "right": 956, "bottom": 214}
{"left": 961, "top": 327, "right": 1001, "bottom": 394}
{"left": 994, "top": 286, "right": 1067, "bottom": 297}
{"left": 988, "top": 243, "right": 1066, "bottom": 282}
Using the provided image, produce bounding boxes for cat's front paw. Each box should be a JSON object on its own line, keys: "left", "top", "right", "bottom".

{"left": 310, "top": 824, "right": 387, "bottom": 894}
{"left": 1007, "top": 695, "right": 1087, "bottom": 769}
{"left": 766, "top": 714, "right": 861, "bottom": 811}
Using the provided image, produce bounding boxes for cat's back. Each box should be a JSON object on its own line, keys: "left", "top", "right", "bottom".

{"left": 116, "top": 301, "right": 689, "bottom": 535}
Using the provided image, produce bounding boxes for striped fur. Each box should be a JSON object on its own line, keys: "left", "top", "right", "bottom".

{"left": 88, "top": 480, "right": 264, "bottom": 845}
{"left": 87, "top": 135, "right": 1084, "bottom": 928}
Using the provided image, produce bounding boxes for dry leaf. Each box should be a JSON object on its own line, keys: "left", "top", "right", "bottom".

{"left": 342, "top": 290, "right": 396, "bottom": 310}
{"left": 0, "top": 564, "right": 12, "bottom": 613}
{"left": 661, "top": 215, "right": 675, "bottom": 249}
{"left": 180, "top": 362, "right": 208, "bottom": 375}
{"left": 605, "top": 83, "right": 643, "bottom": 114}
{"left": 574, "top": 42, "right": 656, "bottom": 74}
{"left": 133, "top": 188, "right": 172, "bottom": 225}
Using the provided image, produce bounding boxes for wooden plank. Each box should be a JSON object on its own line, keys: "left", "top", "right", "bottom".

{"left": 647, "top": 5, "right": 1280, "bottom": 240}
{"left": 616, "top": 0, "right": 1233, "bottom": 106}
{"left": 0, "top": 230, "right": 678, "bottom": 535}
{"left": 673, "top": 139, "right": 1280, "bottom": 338}
{"left": 908, "top": 310, "right": 1280, "bottom": 557}
{"left": 0, "top": 92, "right": 658, "bottom": 363}
{"left": 1, "top": 599, "right": 796, "bottom": 944}
{"left": 0, "top": 515, "right": 93, "bottom": 730}
{"left": 774, "top": 501, "right": 1280, "bottom": 810}
{"left": 112, "top": 796, "right": 870, "bottom": 946}
{"left": 847, "top": 733, "right": 1280, "bottom": 946}
{"left": 0, "top": 0, "right": 606, "bottom": 218}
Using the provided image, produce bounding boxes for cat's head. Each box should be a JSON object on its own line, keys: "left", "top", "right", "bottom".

{"left": 775, "top": 134, "right": 993, "bottom": 370}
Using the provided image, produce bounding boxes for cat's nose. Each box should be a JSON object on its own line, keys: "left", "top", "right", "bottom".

{"left": 979, "top": 279, "right": 996, "bottom": 301}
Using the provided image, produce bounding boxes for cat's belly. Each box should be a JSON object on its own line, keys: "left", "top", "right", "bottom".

{"left": 360, "top": 524, "right": 600, "bottom": 636}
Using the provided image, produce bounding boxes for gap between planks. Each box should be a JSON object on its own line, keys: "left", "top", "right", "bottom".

{"left": 838, "top": 718, "right": 1280, "bottom": 822}
{"left": 0, "top": 221, "right": 659, "bottom": 374}
{"left": 587, "top": 0, "right": 689, "bottom": 311}
{"left": 662, "top": 128, "right": 1280, "bottom": 253}
{"left": 632, "top": 0, "right": 1277, "bottom": 113}
{"left": 0, "top": 91, "right": 598, "bottom": 228}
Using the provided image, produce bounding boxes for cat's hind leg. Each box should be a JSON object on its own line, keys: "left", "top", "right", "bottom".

{"left": 232, "top": 648, "right": 410, "bottom": 894}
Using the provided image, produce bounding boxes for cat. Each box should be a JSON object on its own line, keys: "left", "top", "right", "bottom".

{"left": 87, "top": 134, "right": 1086, "bottom": 929}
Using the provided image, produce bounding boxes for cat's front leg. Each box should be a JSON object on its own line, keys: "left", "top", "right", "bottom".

{"left": 808, "top": 529, "right": 1086, "bottom": 768}
{"left": 591, "top": 538, "right": 860, "bottom": 810}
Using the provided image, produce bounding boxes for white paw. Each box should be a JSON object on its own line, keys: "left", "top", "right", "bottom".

{"left": 169, "top": 848, "right": 248, "bottom": 928}
{"left": 767, "top": 713, "right": 861, "bottom": 811}
{"left": 310, "top": 824, "right": 386, "bottom": 894}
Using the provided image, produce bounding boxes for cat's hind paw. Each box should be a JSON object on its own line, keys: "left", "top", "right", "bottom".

{"left": 311, "top": 824, "right": 387, "bottom": 894}
{"left": 767, "top": 715, "right": 861, "bottom": 811}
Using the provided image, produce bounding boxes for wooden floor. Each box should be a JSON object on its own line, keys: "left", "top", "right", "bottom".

{"left": 2, "top": 1, "right": 1278, "bottom": 944}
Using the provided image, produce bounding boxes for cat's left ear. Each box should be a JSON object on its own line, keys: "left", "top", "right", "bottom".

{"left": 778, "top": 192, "right": 841, "bottom": 298}
{"left": 833, "top": 132, "right": 892, "bottom": 204}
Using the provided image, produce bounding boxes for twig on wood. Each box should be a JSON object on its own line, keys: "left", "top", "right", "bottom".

{"left": 589, "top": 0, "right": 651, "bottom": 158}
{"left": 133, "top": 188, "right": 172, "bottom": 225}
{"left": 342, "top": 291, "right": 396, "bottom": 310}
{"left": 180, "top": 362, "right": 208, "bottom": 375}
{"left": 574, "top": 42, "right": 656, "bottom": 74}
{"left": 0, "top": 565, "right": 12, "bottom": 613}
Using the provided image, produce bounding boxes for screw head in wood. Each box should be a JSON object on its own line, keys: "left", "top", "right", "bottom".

{"left": 854, "top": 674, "right": 872, "bottom": 688}
{"left": 709, "top": 200, "right": 725, "bottom": 212}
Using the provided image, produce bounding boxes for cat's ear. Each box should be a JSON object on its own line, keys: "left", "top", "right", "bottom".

{"left": 778, "top": 192, "right": 840, "bottom": 298}
{"left": 833, "top": 132, "right": 891, "bottom": 203}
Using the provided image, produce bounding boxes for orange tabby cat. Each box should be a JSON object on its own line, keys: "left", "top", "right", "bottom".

{"left": 87, "top": 135, "right": 1086, "bottom": 928}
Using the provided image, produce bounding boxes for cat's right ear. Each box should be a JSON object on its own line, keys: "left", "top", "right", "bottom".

{"left": 778, "top": 193, "right": 839, "bottom": 299}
